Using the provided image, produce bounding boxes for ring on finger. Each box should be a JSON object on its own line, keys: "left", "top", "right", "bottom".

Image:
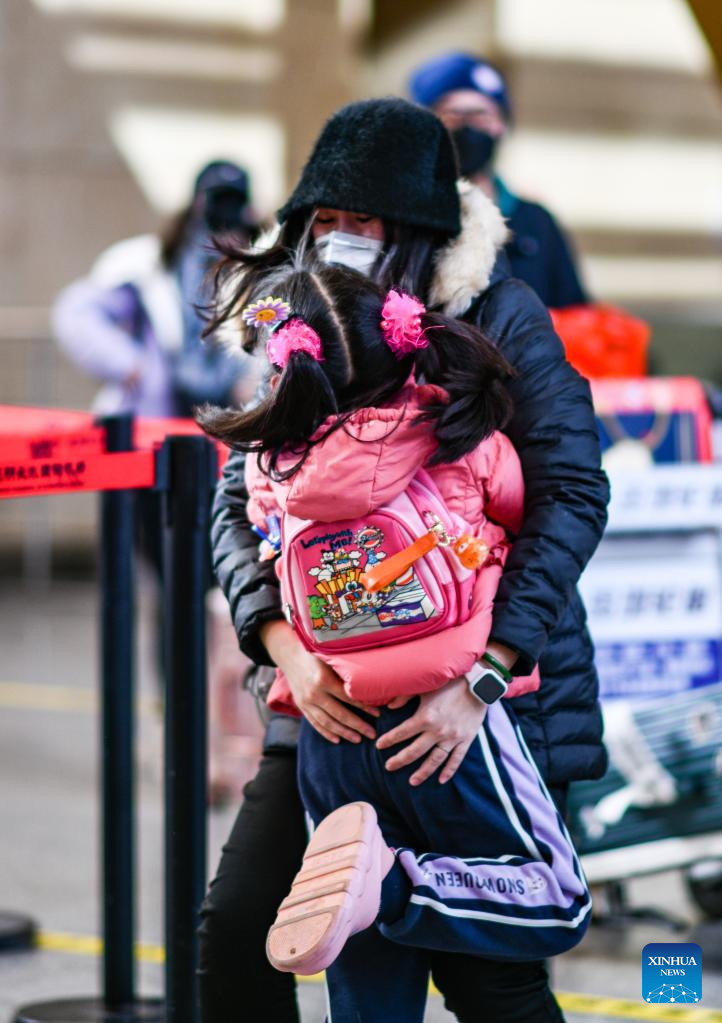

{"left": 434, "top": 744, "right": 453, "bottom": 755}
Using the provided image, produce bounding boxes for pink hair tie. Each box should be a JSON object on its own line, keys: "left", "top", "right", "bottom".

{"left": 266, "top": 318, "right": 324, "bottom": 369}
{"left": 380, "top": 290, "right": 428, "bottom": 358}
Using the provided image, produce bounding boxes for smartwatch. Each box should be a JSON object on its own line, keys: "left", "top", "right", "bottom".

{"left": 464, "top": 660, "right": 509, "bottom": 706}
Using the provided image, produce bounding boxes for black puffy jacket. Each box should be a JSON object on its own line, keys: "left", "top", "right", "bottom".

{"left": 211, "top": 190, "right": 609, "bottom": 786}
{"left": 471, "top": 273, "right": 608, "bottom": 783}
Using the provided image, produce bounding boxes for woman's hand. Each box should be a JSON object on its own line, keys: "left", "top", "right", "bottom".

{"left": 377, "top": 677, "right": 488, "bottom": 786}
{"left": 259, "top": 620, "right": 379, "bottom": 745}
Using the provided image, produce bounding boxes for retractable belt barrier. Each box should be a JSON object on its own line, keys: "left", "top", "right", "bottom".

{"left": 0, "top": 407, "right": 228, "bottom": 499}
{"left": 1, "top": 405, "right": 227, "bottom": 1023}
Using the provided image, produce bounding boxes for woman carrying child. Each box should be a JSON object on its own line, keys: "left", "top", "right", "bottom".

{"left": 199, "top": 97, "right": 609, "bottom": 1023}
{"left": 200, "top": 262, "right": 593, "bottom": 1021}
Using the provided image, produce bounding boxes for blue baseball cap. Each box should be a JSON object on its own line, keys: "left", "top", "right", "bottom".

{"left": 409, "top": 53, "right": 512, "bottom": 122}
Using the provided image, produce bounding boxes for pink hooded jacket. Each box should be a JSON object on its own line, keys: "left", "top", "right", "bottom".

{"left": 246, "top": 381, "right": 540, "bottom": 711}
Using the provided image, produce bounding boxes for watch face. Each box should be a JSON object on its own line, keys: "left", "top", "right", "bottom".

{"left": 472, "top": 671, "right": 507, "bottom": 705}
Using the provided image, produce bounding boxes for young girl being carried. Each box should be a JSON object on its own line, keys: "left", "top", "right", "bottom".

{"left": 199, "top": 262, "right": 591, "bottom": 1021}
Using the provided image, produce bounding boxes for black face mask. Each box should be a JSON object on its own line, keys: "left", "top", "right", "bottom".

{"left": 451, "top": 126, "right": 498, "bottom": 177}
{"left": 203, "top": 188, "right": 248, "bottom": 233}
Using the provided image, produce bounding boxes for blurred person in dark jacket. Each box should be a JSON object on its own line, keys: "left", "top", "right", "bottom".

{"left": 52, "top": 160, "right": 261, "bottom": 651}
{"left": 410, "top": 52, "right": 588, "bottom": 309}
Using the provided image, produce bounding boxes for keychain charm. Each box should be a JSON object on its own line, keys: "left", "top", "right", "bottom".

{"left": 360, "top": 513, "right": 489, "bottom": 592}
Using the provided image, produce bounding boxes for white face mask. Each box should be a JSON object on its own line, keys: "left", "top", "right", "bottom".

{"left": 314, "top": 230, "right": 383, "bottom": 276}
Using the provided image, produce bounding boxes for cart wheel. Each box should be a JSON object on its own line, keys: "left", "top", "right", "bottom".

{"left": 685, "top": 859, "right": 722, "bottom": 919}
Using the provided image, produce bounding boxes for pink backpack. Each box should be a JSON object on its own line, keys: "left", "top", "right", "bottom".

{"left": 279, "top": 469, "right": 479, "bottom": 655}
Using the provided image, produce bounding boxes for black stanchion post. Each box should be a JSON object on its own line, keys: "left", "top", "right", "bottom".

{"left": 101, "top": 413, "right": 136, "bottom": 1005}
{"left": 161, "top": 435, "right": 216, "bottom": 1023}
{"left": 14, "top": 413, "right": 162, "bottom": 1023}
{"left": 0, "top": 912, "right": 36, "bottom": 953}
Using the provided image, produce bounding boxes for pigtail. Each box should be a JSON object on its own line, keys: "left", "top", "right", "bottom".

{"left": 196, "top": 351, "right": 338, "bottom": 480}
{"left": 414, "top": 312, "right": 515, "bottom": 464}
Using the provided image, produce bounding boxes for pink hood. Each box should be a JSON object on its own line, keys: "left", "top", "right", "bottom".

{"left": 266, "top": 382, "right": 441, "bottom": 521}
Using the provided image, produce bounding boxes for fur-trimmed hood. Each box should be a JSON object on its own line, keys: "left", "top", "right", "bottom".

{"left": 430, "top": 181, "right": 509, "bottom": 317}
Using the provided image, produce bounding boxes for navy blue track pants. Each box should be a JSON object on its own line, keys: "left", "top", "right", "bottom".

{"left": 298, "top": 699, "right": 591, "bottom": 1023}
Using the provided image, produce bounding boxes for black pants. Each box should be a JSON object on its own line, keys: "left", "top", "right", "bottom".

{"left": 198, "top": 747, "right": 567, "bottom": 1022}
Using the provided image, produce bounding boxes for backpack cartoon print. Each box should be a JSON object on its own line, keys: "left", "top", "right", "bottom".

{"left": 356, "top": 526, "right": 386, "bottom": 567}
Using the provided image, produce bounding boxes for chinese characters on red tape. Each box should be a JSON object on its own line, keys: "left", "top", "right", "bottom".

{"left": 0, "top": 407, "right": 228, "bottom": 499}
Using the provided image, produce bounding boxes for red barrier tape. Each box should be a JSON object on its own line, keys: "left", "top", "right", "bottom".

{"left": 0, "top": 406, "right": 96, "bottom": 433}
{"left": 0, "top": 405, "right": 229, "bottom": 499}
{"left": 134, "top": 416, "right": 229, "bottom": 471}
{"left": 0, "top": 451, "right": 157, "bottom": 500}
{"left": 0, "top": 407, "right": 105, "bottom": 461}
{"left": 0, "top": 429, "right": 106, "bottom": 462}
{"left": 134, "top": 416, "right": 207, "bottom": 450}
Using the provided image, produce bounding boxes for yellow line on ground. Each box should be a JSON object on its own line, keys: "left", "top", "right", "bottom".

{"left": 0, "top": 681, "right": 158, "bottom": 716}
{"left": 556, "top": 992, "right": 722, "bottom": 1023}
{"left": 38, "top": 931, "right": 163, "bottom": 964}
{"left": 35, "top": 931, "right": 722, "bottom": 1021}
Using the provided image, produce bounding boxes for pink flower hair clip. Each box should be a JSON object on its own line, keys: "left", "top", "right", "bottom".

{"left": 380, "top": 290, "right": 428, "bottom": 357}
{"left": 241, "top": 296, "right": 292, "bottom": 328}
{"left": 266, "top": 318, "right": 324, "bottom": 369}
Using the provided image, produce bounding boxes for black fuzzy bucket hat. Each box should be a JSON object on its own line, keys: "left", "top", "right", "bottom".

{"left": 277, "top": 98, "right": 461, "bottom": 235}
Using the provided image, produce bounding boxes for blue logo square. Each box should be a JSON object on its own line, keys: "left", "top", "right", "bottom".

{"left": 643, "top": 943, "right": 702, "bottom": 1003}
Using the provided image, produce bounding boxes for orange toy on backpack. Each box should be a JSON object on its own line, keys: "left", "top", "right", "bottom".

{"left": 360, "top": 520, "right": 489, "bottom": 593}
{"left": 452, "top": 534, "right": 489, "bottom": 570}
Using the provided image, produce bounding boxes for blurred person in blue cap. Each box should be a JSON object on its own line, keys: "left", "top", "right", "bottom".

{"left": 410, "top": 52, "right": 588, "bottom": 308}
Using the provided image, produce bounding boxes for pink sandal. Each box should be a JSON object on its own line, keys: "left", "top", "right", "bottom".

{"left": 266, "top": 801, "right": 395, "bottom": 975}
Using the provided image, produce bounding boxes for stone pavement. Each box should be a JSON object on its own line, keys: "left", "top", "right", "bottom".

{"left": 1, "top": 576, "right": 721, "bottom": 1023}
